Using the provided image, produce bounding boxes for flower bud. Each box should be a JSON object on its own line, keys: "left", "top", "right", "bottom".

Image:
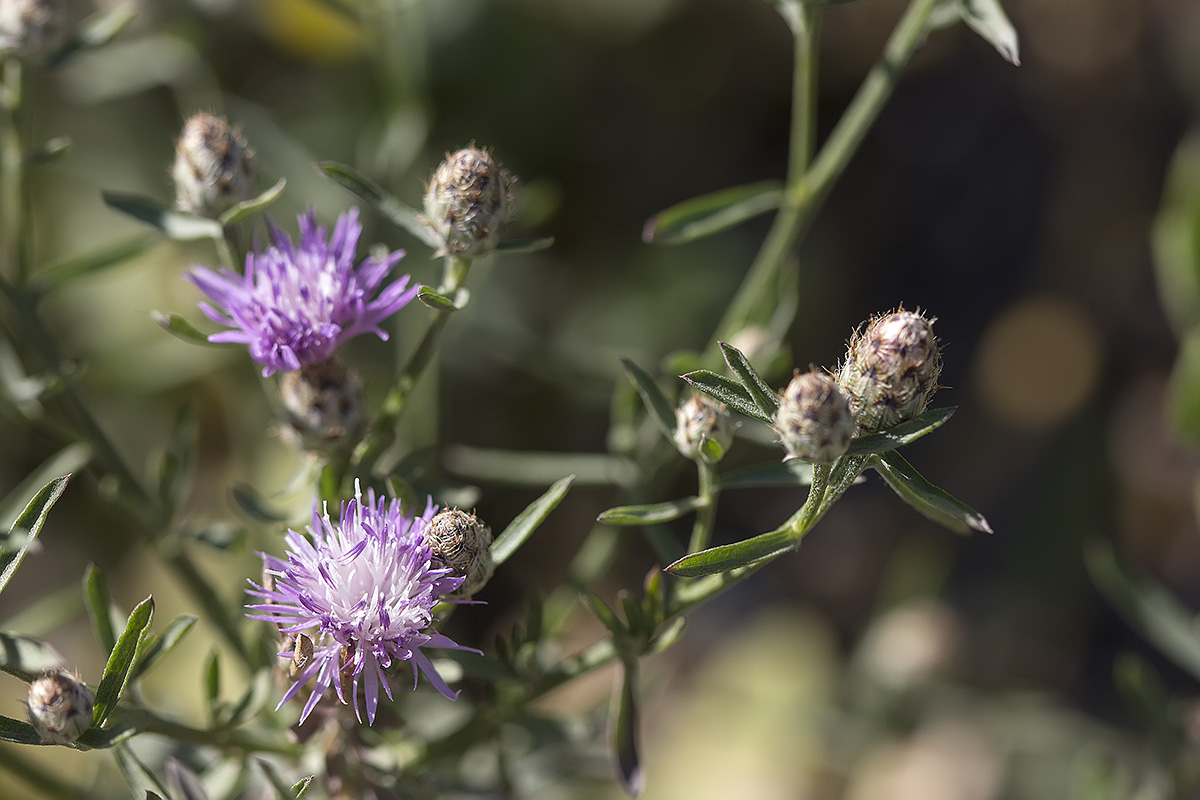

{"left": 171, "top": 112, "right": 256, "bottom": 218}
{"left": 424, "top": 508, "right": 494, "bottom": 597}
{"left": 838, "top": 309, "right": 942, "bottom": 432}
{"left": 0, "top": 0, "right": 63, "bottom": 63}
{"left": 673, "top": 392, "right": 732, "bottom": 461}
{"left": 277, "top": 358, "right": 365, "bottom": 451}
{"left": 773, "top": 370, "right": 855, "bottom": 463}
{"left": 27, "top": 669, "right": 93, "bottom": 745}
{"left": 423, "top": 145, "right": 514, "bottom": 258}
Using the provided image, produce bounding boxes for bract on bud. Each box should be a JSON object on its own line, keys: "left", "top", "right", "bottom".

{"left": 27, "top": 669, "right": 93, "bottom": 745}
{"left": 838, "top": 309, "right": 942, "bottom": 432}
{"left": 277, "top": 358, "right": 365, "bottom": 451}
{"left": 171, "top": 112, "right": 256, "bottom": 218}
{"left": 0, "top": 0, "right": 63, "bottom": 62}
{"left": 773, "top": 370, "right": 855, "bottom": 463}
{"left": 424, "top": 508, "right": 494, "bottom": 597}
{"left": 673, "top": 392, "right": 732, "bottom": 461}
{"left": 423, "top": 146, "right": 514, "bottom": 258}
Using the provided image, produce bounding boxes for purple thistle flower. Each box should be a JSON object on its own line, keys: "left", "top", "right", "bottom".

{"left": 187, "top": 208, "right": 419, "bottom": 377}
{"left": 246, "top": 481, "right": 476, "bottom": 725}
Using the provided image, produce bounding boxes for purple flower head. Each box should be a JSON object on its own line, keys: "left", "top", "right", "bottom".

{"left": 247, "top": 481, "right": 475, "bottom": 725}
{"left": 187, "top": 208, "right": 418, "bottom": 377}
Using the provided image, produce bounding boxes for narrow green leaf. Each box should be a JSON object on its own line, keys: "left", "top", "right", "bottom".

{"left": 931, "top": 0, "right": 1020, "bottom": 65}
{"left": 618, "top": 592, "right": 644, "bottom": 638}
{"left": 133, "top": 614, "right": 198, "bottom": 680}
{"left": 0, "top": 446, "right": 89, "bottom": 532}
{"left": 83, "top": 564, "right": 117, "bottom": 654}
{"left": 845, "top": 407, "right": 956, "bottom": 455}
{"left": 719, "top": 342, "right": 779, "bottom": 418}
{"left": 256, "top": 757, "right": 308, "bottom": 800}
{"left": 316, "top": 161, "right": 443, "bottom": 249}
{"left": 619, "top": 357, "right": 677, "bottom": 441}
{"left": 114, "top": 743, "right": 171, "bottom": 798}
{"left": 495, "top": 237, "right": 555, "bottom": 254}
{"left": 648, "top": 617, "right": 687, "bottom": 654}
{"left": 218, "top": 178, "right": 287, "bottom": 226}
{"left": 681, "top": 370, "right": 773, "bottom": 425}
{"left": 0, "top": 475, "right": 70, "bottom": 596}
{"left": 1086, "top": 541, "right": 1200, "bottom": 683}
{"left": 203, "top": 652, "right": 220, "bottom": 713}
{"left": 230, "top": 484, "right": 290, "bottom": 523}
{"left": 417, "top": 287, "right": 469, "bottom": 312}
{"left": 643, "top": 180, "right": 783, "bottom": 245}
{"left": 0, "top": 714, "right": 42, "bottom": 745}
{"left": 716, "top": 460, "right": 814, "bottom": 490}
{"left": 597, "top": 497, "right": 704, "bottom": 526}
{"left": 156, "top": 404, "right": 197, "bottom": 512}
{"left": 29, "top": 235, "right": 155, "bottom": 294}
{"left": 491, "top": 475, "right": 575, "bottom": 566}
{"left": 610, "top": 660, "right": 645, "bottom": 796}
{"left": 93, "top": 596, "right": 154, "bottom": 727}
{"left": 0, "top": 633, "right": 63, "bottom": 681}
{"left": 167, "top": 758, "right": 211, "bottom": 800}
{"left": 76, "top": 712, "right": 142, "bottom": 748}
{"left": 584, "top": 594, "right": 625, "bottom": 638}
{"left": 47, "top": 2, "right": 137, "bottom": 67}
{"left": 151, "top": 311, "right": 228, "bottom": 347}
{"left": 665, "top": 527, "right": 796, "bottom": 578}
{"left": 102, "top": 192, "right": 224, "bottom": 241}
{"left": 292, "top": 776, "right": 315, "bottom": 798}
{"left": 870, "top": 451, "right": 992, "bottom": 534}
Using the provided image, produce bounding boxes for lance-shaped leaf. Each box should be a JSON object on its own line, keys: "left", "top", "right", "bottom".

{"left": 133, "top": 614, "right": 198, "bottom": 679}
{"left": 610, "top": 659, "right": 645, "bottom": 797}
{"left": 1087, "top": 541, "right": 1200, "bottom": 683}
{"left": 491, "top": 475, "right": 575, "bottom": 566}
{"left": 114, "top": 743, "right": 171, "bottom": 799}
{"left": 151, "top": 311, "right": 229, "bottom": 347}
{"left": 716, "top": 460, "right": 814, "bottom": 490}
{"left": 643, "top": 180, "right": 783, "bottom": 245}
{"left": 870, "top": 451, "right": 992, "bottom": 534}
{"left": 719, "top": 341, "right": 779, "bottom": 419}
{"left": 495, "top": 237, "right": 555, "bottom": 254}
{"left": 417, "top": 287, "right": 469, "bottom": 312}
{"left": 0, "top": 633, "right": 63, "bottom": 681}
{"left": 230, "top": 483, "right": 290, "bottom": 523}
{"left": 102, "top": 192, "right": 224, "bottom": 241}
{"left": 256, "top": 757, "right": 314, "bottom": 800}
{"left": 681, "top": 370, "right": 772, "bottom": 425}
{"left": 0, "top": 447, "right": 88, "bottom": 534}
{"left": 83, "top": 564, "right": 117, "bottom": 654}
{"left": 28, "top": 235, "right": 155, "bottom": 294}
{"left": 0, "top": 475, "right": 70, "bottom": 596}
{"left": 619, "top": 357, "right": 677, "bottom": 441}
{"left": 155, "top": 403, "right": 197, "bottom": 512}
{"left": 93, "top": 596, "right": 154, "bottom": 727}
{"left": 218, "top": 178, "right": 287, "bottom": 226}
{"left": 584, "top": 594, "right": 626, "bottom": 639}
{"left": 316, "top": 161, "right": 443, "bottom": 250}
{"left": 931, "top": 0, "right": 1020, "bottom": 65}
{"left": 665, "top": 527, "right": 796, "bottom": 578}
{"left": 597, "top": 497, "right": 704, "bottom": 526}
{"left": 0, "top": 715, "right": 42, "bottom": 745}
{"left": 845, "top": 407, "right": 956, "bottom": 456}
{"left": 168, "top": 758, "right": 212, "bottom": 800}
{"left": 76, "top": 712, "right": 142, "bottom": 749}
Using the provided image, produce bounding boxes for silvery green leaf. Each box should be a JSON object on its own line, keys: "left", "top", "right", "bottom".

{"left": 648, "top": 617, "right": 686, "bottom": 654}
{"left": 317, "top": 161, "right": 443, "bottom": 250}
{"left": 29, "top": 235, "right": 155, "bottom": 294}
{"left": 218, "top": 178, "right": 287, "bottom": 226}
{"left": 619, "top": 357, "right": 677, "bottom": 441}
{"left": 495, "top": 237, "right": 554, "bottom": 254}
{"left": 665, "top": 527, "right": 795, "bottom": 578}
{"left": 102, "top": 192, "right": 224, "bottom": 241}
{"left": 0, "top": 475, "right": 70, "bottom": 596}
{"left": 870, "top": 451, "right": 992, "bottom": 534}
{"left": 492, "top": 475, "right": 575, "bottom": 566}
{"left": 75, "top": 713, "right": 141, "bottom": 748}
{"left": 0, "top": 715, "right": 42, "bottom": 745}
{"left": 618, "top": 591, "right": 644, "bottom": 637}
{"left": 597, "top": 497, "right": 704, "bottom": 526}
{"left": 418, "top": 287, "right": 469, "bottom": 312}
{"left": 719, "top": 341, "right": 779, "bottom": 419}
{"left": 0, "top": 446, "right": 88, "bottom": 533}
{"left": 643, "top": 180, "right": 783, "bottom": 245}
{"left": 0, "top": 633, "right": 63, "bottom": 681}
{"left": 845, "top": 407, "right": 956, "bottom": 455}
{"left": 680, "top": 370, "right": 772, "bottom": 425}
{"left": 610, "top": 660, "right": 645, "bottom": 797}
{"left": 83, "top": 563, "right": 117, "bottom": 654}
{"left": 931, "top": 0, "right": 1020, "bottom": 65}
{"left": 93, "top": 596, "right": 154, "bottom": 727}
{"left": 168, "top": 758, "right": 213, "bottom": 800}
{"left": 716, "top": 460, "right": 813, "bottom": 490}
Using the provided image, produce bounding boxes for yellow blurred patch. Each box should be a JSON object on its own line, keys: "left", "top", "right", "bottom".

{"left": 253, "top": 0, "right": 365, "bottom": 63}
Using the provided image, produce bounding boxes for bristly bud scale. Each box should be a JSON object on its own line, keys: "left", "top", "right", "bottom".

{"left": 277, "top": 357, "right": 365, "bottom": 451}
{"left": 0, "top": 0, "right": 63, "bottom": 63}
{"left": 773, "top": 370, "right": 856, "bottom": 463}
{"left": 423, "top": 145, "right": 514, "bottom": 258}
{"left": 27, "top": 669, "right": 93, "bottom": 745}
{"left": 423, "top": 508, "right": 494, "bottom": 597}
{"left": 838, "top": 309, "right": 942, "bottom": 432}
{"left": 171, "top": 112, "right": 256, "bottom": 218}
{"left": 673, "top": 392, "right": 733, "bottom": 461}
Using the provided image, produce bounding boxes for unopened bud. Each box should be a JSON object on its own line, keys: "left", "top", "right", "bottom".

{"left": 424, "top": 508, "right": 494, "bottom": 597}
{"left": 277, "top": 358, "right": 365, "bottom": 451}
{"left": 171, "top": 113, "right": 256, "bottom": 218}
{"left": 27, "top": 669, "right": 93, "bottom": 745}
{"left": 0, "top": 0, "right": 63, "bottom": 62}
{"left": 838, "top": 309, "right": 942, "bottom": 432}
{"left": 673, "top": 392, "right": 732, "bottom": 461}
{"left": 423, "top": 145, "right": 514, "bottom": 258}
{"left": 773, "top": 370, "right": 855, "bottom": 463}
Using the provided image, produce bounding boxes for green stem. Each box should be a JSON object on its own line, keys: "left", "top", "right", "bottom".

{"left": 687, "top": 460, "right": 718, "bottom": 553}
{"left": 706, "top": 0, "right": 940, "bottom": 358}
{"left": 0, "top": 58, "right": 26, "bottom": 283}
{"left": 140, "top": 712, "right": 299, "bottom": 757}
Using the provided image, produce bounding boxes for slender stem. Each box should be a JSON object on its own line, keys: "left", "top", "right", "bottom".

{"left": 687, "top": 460, "right": 718, "bottom": 553}
{"left": 0, "top": 58, "right": 26, "bottom": 283}
{"left": 140, "top": 712, "right": 300, "bottom": 757}
{"left": 706, "top": 0, "right": 939, "bottom": 358}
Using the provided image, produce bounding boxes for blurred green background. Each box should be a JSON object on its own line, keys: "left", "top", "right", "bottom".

{"left": 4, "top": 0, "right": 1200, "bottom": 796}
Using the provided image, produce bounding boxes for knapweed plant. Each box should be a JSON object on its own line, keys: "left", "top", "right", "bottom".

{"left": 0, "top": 0, "right": 1016, "bottom": 797}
